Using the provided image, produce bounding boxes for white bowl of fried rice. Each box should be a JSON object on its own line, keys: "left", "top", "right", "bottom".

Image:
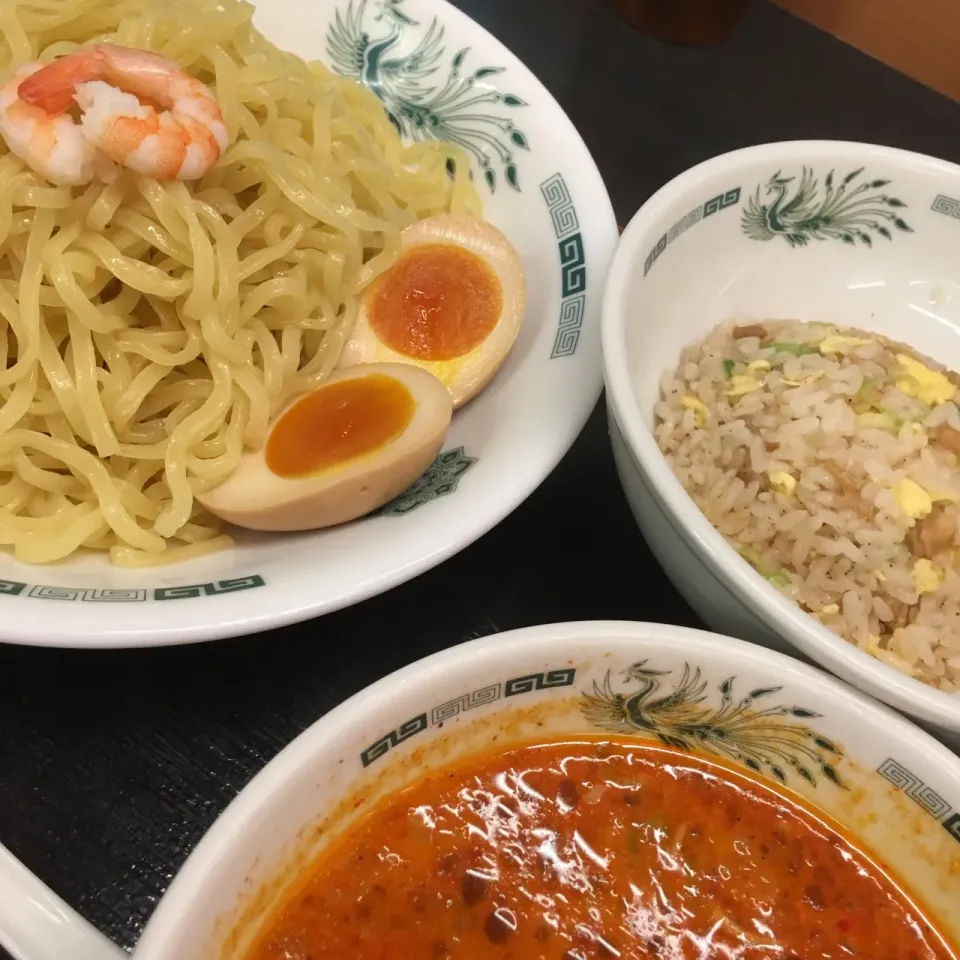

{"left": 603, "top": 141, "right": 960, "bottom": 742}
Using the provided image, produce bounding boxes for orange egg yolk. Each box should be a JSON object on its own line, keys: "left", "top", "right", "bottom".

{"left": 265, "top": 374, "right": 415, "bottom": 479}
{"left": 368, "top": 243, "right": 503, "bottom": 362}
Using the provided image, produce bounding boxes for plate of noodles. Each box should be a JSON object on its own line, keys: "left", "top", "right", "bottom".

{"left": 0, "top": 0, "right": 616, "bottom": 646}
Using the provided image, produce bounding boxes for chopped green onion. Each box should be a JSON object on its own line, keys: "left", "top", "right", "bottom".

{"left": 722, "top": 359, "right": 735, "bottom": 379}
{"left": 737, "top": 543, "right": 789, "bottom": 586}
{"left": 763, "top": 341, "right": 819, "bottom": 356}
{"left": 856, "top": 378, "right": 885, "bottom": 408}
{"left": 736, "top": 544, "right": 762, "bottom": 566}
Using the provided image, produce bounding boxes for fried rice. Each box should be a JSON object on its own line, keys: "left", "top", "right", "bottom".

{"left": 655, "top": 319, "right": 960, "bottom": 695}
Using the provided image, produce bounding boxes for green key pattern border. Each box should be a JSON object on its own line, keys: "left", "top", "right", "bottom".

{"left": 877, "top": 757, "right": 960, "bottom": 846}
{"left": 540, "top": 173, "right": 586, "bottom": 359}
{"left": 643, "top": 185, "right": 741, "bottom": 277}
{"left": 0, "top": 575, "right": 266, "bottom": 603}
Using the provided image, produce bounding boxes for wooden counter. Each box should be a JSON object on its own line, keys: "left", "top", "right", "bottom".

{"left": 775, "top": 0, "right": 960, "bottom": 101}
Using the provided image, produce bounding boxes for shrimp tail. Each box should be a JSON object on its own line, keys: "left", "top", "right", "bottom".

{"left": 19, "top": 45, "right": 183, "bottom": 115}
{"left": 17, "top": 47, "right": 109, "bottom": 114}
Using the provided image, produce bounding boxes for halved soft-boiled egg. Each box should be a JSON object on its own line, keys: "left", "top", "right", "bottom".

{"left": 340, "top": 213, "right": 526, "bottom": 408}
{"left": 196, "top": 363, "right": 452, "bottom": 532}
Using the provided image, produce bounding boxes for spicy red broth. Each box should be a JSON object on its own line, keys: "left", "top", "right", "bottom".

{"left": 243, "top": 737, "right": 957, "bottom": 960}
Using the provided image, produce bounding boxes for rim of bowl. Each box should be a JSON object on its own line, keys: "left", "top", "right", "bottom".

{"left": 602, "top": 140, "right": 960, "bottom": 731}
{"left": 136, "top": 619, "right": 960, "bottom": 958}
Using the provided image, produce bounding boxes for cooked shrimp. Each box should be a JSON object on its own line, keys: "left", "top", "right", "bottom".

{"left": 0, "top": 63, "right": 99, "bottom": 186}
{"left": 10, "top": 44, "right": 229, "bottom": 184}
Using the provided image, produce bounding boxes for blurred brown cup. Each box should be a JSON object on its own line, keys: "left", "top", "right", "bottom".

{"left": 611, "top": 0, "right": 751, "bottom": 46}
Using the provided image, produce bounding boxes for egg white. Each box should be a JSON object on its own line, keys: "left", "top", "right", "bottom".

{"left": 339, "top": 213, "right": 527, "bottom": 409}
{"left": 196, "top": 363, "right": 452, "bottom": 532}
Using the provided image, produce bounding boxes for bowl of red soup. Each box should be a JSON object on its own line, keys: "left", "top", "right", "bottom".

{"left": 4, "top": 621, "right": 960, "bottom": 960}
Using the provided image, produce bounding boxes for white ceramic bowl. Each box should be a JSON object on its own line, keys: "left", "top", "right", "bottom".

{"left": 602, "top": 141, "right": 960, "bottom": 743}
{"left": 0, "top": 0, "right": 617, "bottom": 649}
{"left": 2, "top": 620, "right": 959, "bottom": 960}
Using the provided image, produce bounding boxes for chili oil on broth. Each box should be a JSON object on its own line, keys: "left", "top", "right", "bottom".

{"left": 239, "top": 735, "right": 957, "bottom": 960}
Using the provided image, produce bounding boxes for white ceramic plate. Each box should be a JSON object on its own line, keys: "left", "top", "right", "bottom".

{"left": 0, "top": 0, "right": 617, "bottom": 648}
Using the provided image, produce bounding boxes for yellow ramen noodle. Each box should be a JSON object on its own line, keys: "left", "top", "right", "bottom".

{"left": 0, "top": 0, "right": 479, "bottom": 566}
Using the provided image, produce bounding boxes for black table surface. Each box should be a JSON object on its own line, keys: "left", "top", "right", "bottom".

{"left": 3, "top": 0, "right": 960, "bottom": 954}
